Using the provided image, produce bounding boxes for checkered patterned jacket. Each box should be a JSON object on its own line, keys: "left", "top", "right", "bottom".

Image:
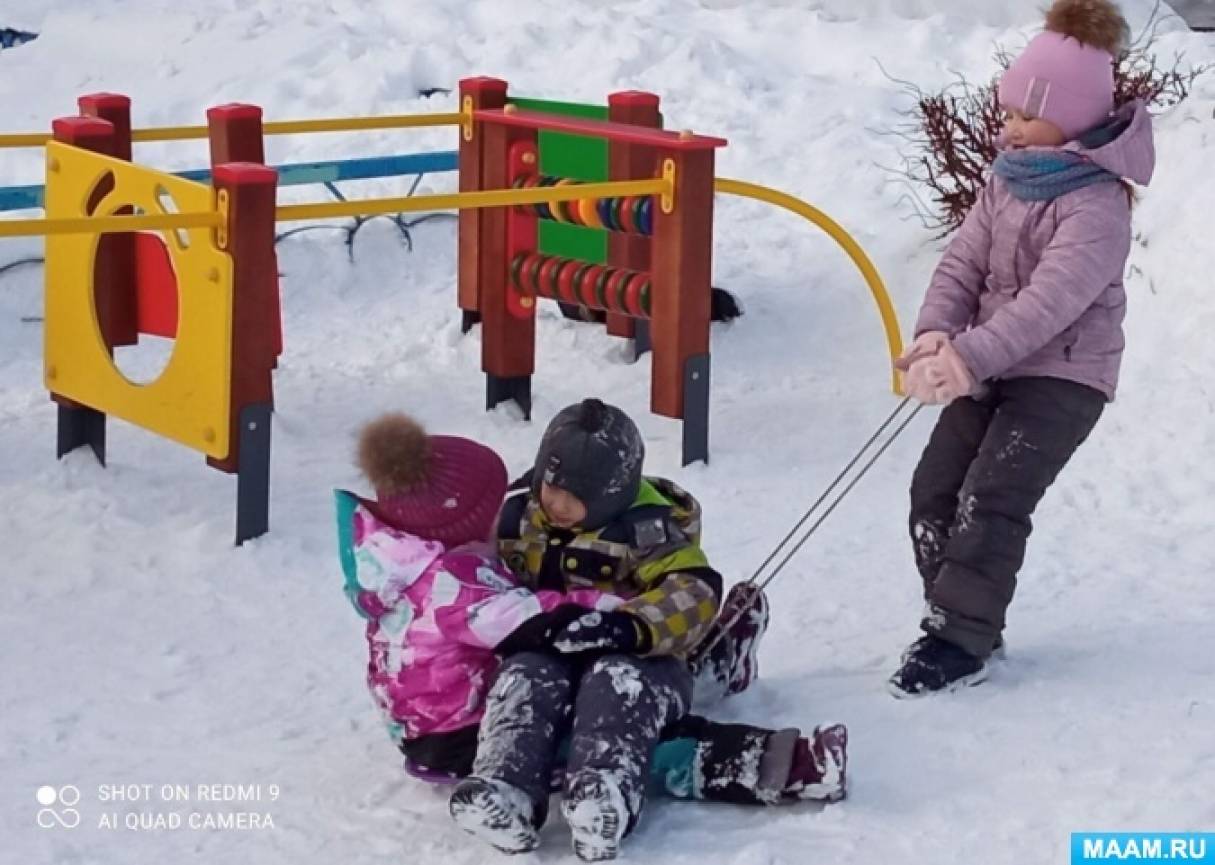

{"left": 497, "top": 476, "right": 723, "bottom": 657}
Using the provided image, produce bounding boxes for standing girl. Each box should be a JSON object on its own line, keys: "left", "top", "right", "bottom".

{"left": 890, "top": 0, "right": 1154, "bottom": 696}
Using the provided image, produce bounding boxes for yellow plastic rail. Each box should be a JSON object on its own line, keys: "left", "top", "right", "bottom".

{"left": 0, "top": 111, "right": 467, "bottom": 148}
{"left": 0, "top": 131, "right": 50, "bottom": 149}
{"left": 262, "top": 112, "right": 465, "bottom": 136}
{"left": 0, "top": 211, "right": 221, "bottom": 238}
{"left": 713, "top": 177, "right": 904, "bottom": 394}
{"left": 0, "top": 176, "right": 666, "bottom": 237}
{"left": 276, "top": 177, "right": 668, "bottom": 223}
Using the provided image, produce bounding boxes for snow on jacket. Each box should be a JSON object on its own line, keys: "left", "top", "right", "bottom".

{"left": 335, "top": 490, "right": 619, "bottom": 742}
{"left": 915, "top": 99, "right": 1155, "bottom": 400}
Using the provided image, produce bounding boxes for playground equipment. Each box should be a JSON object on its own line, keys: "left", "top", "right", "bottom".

{"left": 0, "top": 80, "right": 901, "bottom": 544}
{"left": 456, "top": 78, "right": 723, "bottom": 465}
{"left": 33, "top": 101, "right": 280, "bottom": 545}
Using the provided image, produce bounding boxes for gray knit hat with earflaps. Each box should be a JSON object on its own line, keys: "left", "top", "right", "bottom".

{"left": 531, "top": 398, "right": 645, "bottom": 531}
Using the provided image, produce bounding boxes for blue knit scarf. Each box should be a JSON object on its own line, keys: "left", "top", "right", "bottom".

{"left": 992, "top": 150, "right": 1119, "bottom": 202}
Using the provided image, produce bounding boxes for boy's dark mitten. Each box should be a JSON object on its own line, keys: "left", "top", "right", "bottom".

{"left": 551, "top": 610, "right": 652, "bottom": 655}
{"left": 495, "top": 604, "right": 588, "bottom": 656}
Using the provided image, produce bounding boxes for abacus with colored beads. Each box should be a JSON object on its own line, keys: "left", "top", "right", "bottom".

{"left": 460, "top": 78, "right": 726, "bottom": 466}
{"left": 509, "top": 252, "right": 652, "bottom": 318}
{"left": 512, "top": 175, "right": 655, "bottom": 236}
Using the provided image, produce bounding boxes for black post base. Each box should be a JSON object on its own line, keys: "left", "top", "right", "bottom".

{"left": 632, "top": 318, "right": 652, "bottom": 362}
{"left": 57, "top": 404, "right": 106, "bottom": 467}
{"left": 235, "top": 402, "right": 273, "bottom": 546}
{"left": 681, "top": 353, "right": 711, "bottom": 467}
{"left": 487, "top": 374, "right": 532, "bottom": 421}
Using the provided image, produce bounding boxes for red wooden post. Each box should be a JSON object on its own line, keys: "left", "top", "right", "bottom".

{"left": 207, "top": 104, "right": 281, "bottom": 365}
{"left": 606, "top": 91, "right": 660, "bottom": 341}
{"left": 50, "top": 115, "right": 120, "bottom": 464}
{"left": 208, "top": 162, "right": 278, "bottom": 543}
{"left": 457, "top": 77, "right": 508, "bottom": 329}
{"left": 649, "top": 148, "right": 715, "bottom": 424}
{"left": 207, "top": 103, "right": 266, "bottom": 165}
{"left": 78, "top": 93, "right": 138, "bottom": 348}
{"left": 52, "top": 116, "right": 119, "bottom": 205}
{"left": 207, "top": 163, "right": 279, "bottom": 475}
{"left": 78, "top": 93, "right": 132, "bottom": 160}
{"left": 481, "top": 115, "right": 538, "bottom": 417}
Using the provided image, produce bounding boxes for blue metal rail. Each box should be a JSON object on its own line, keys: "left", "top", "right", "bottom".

{"left": 0, "top": 149, "right": 459, "bottom": 212}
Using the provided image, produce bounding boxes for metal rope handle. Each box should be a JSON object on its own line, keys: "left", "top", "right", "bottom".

{"left": 693, "top": 398, "right": 923, "bottom": 662}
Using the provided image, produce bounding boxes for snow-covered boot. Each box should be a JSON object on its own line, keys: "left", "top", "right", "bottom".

{"left": 888, "top": 634, "right": 988, "bottom": 698}
{"left": 561, "top": 769, "right": 631, "bottom": 862}
{"left": 784, "top": 723, "right": 848, "bottom": 802}
{"left": 449, "top": 776, "right": 542, "bottom": 854}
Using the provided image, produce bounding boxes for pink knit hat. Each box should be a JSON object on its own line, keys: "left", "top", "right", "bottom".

{"left": 356, "top": 413, "right": 508, "bottom": 548}
{"left": 998, "top": 0, "right": 1128, "bottom": 141}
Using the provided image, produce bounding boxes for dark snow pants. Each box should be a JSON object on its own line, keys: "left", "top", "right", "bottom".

{"left": 909, "top": 377, "right": 1105, "bottom": 658}
{"left": 471, "top": 651, "right": 692, "bottom": 826}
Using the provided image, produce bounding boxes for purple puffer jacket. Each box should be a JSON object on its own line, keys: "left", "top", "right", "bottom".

{"left": 915, "top": 99, "right": 1155, "bottom": 400}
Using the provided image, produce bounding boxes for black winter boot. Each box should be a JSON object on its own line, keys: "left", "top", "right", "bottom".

{"left": 888, "top": 635, "right": 988, "bottom": 698}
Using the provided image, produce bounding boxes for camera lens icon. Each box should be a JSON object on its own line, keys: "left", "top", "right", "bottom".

{"left": 36, "top": 785, "right": 81, "bottom": 829}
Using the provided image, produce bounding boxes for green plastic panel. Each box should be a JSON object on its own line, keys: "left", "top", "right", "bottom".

{"left": 508, "top": 97, "right": 610, "bottom": 264}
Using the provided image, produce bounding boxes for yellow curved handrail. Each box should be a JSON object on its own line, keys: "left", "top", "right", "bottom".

{"left": 714, "top": 177, "right": 903, "bottom": 394}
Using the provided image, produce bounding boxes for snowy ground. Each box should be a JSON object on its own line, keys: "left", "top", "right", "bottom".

{"left": 3, "top": 2, "right": 1214, "bottom": 863}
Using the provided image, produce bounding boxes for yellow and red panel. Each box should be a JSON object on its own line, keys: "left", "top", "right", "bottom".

{"left": 43, "top": 141, "right": 235, "bottom": 459}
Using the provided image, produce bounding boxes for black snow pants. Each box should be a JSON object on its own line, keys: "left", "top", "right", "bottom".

{"left": 471, "top": 651, "right": 692, "bottom": 827}
{"left": 909, "top": 377, "right": 1105, "bottom": 658}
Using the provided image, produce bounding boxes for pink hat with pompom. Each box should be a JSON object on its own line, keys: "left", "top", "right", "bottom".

{"left": 356, "top": 413, "right": 507, "bottom": 548}
{"left": 998, "top": 0, "right": 1128, "bottom": 141}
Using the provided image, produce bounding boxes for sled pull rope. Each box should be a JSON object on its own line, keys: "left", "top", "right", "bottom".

{"left": 753, "top": 397, "right": 922, "bottom": 589}
{"left": 696, "top": 398, "right": 923, "bottom": 659}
